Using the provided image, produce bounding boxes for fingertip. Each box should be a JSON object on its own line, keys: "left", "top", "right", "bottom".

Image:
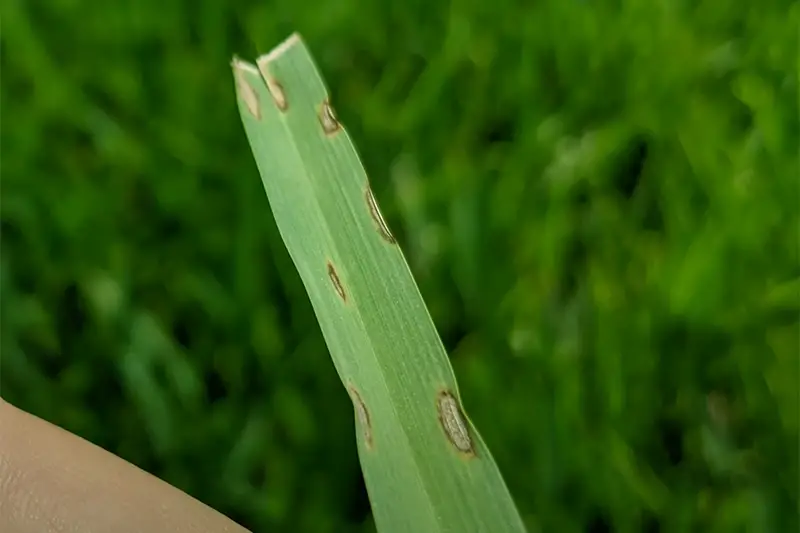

{"left": 0, "top": 398, "right": 251, "bottom": 533}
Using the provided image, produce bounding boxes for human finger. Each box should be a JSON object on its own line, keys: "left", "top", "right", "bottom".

{"left": 0, "top": 397, "right": 252, "bottom": 533}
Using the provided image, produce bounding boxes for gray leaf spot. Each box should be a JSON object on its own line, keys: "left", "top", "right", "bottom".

{"left": 327, "top": 261, "right": 346, "bottom": 302}
{"left": 349, "top": 385, "right": 373, "bottom": 450}
{"left": 256, "top": 55, "right": 288, "bottom": 111}
{"left": 319, "top": 99, "right": 341, "bottom": 135}
{"left": 437, "top": 390, "right": 474, "bottom": 456}
{"left": 232, "top": 58, "right": 260, "bottom": 119}
{"left": 365, "top": 186, "right": 396, "bottom": 244}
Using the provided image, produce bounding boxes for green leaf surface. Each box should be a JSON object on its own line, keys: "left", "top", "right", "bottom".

{"left": 231, "top": 33, "right": 527, "bottom": 533}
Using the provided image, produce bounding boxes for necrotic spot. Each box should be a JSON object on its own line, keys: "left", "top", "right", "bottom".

{"left": 437, "top": 390, "right": 474, "bottom": 455}
{"left": 349, "top": 386, "right": 373, "bottom": 449}
{"left": 365, "top": 186, "right": 396, "bottom": 244}
{"left": 327, "top": 261, "right": 346, "bottom": 302}
{"left": 256, "top": 56, "right": 288, "bottom": 111}
{"left": 319, "top": 99, "right": 341, "bottom": 135}
{"left": 232, "top": 60, "right": 260, "bottom": 119}
{"left": 267, "top": 78, "right": 288, "bottom": 111}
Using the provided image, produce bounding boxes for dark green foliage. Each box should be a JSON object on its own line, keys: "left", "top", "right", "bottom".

{"left": 1, "top": 1, "right": 797, "bottom": 532}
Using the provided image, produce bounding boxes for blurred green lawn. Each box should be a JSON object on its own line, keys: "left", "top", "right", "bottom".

{"left": 1, "top": 1, "right": 797, "bottom": 532}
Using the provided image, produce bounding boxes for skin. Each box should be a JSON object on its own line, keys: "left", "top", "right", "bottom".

{"left": 0, "top": 397, "right": 251, "bottom": 533}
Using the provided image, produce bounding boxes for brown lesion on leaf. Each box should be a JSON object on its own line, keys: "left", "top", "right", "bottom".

{"left": 231, "top": 57, "right": 261, "bottom": 120}
{"left": 348, "top": 385, "right": 373, "bottom": 450}
{"left": 319, "top": 99, "right": 342, "bottom": 135}
{"left": 267, "top": 78, "right": 288, "bottom": 111}
{"left": 256, "top": 57, "right": 288, "bottom": 111}
{"left": 327, "top": 261, "right": 346, "bottom": 302}
{"left": 365, "top": 185, "right": 396, "bottom": 244}
{"left": 436, "top": 388, "right": 476, "bottom": 458}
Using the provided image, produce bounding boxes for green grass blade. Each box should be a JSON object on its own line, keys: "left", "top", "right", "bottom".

{"left": 231, "top": 33, "right": 527, "bottom": 533}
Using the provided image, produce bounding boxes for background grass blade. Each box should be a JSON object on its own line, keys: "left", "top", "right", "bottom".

{"left": 231, "top": 34, "right": 528, "bottom": 533}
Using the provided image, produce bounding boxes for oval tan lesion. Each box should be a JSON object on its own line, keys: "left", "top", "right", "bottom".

{"left": 365, "top": 186, "right": 396, "bottom": 244}
{"left": 327, "top": 261, "right": 347, "bottom": 302}
{"left": 256, "top": 57, "right": 288, "bottom": 112}
{"left": 436, "top": 389, "right": 475, "bottom": 457}
{"left": 231, "top": 58, "right": 261, "bottom": 120}
{"left": 349, "top": 385, "right": 373, "bottom": 450}
{"left": 266, "top": 78, "right": 288, "bottom": 111}
{"left": 319, "top": 99, "right": 342, "bottom": 135}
